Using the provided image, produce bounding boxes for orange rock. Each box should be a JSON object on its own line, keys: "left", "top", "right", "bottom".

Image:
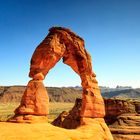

{"left": 8, "top": 115, "right": 48, "bottom": 123}
{"left": 15, "top": 80, "right": 49, "bottom": 116}
{"left": 8, "top": 27, "right": 113, "bottom": 139}
{"left": 11, "top": 27, "right": 105, "bottom": 121}
{"left": 80, "top": 118, "right": 114, "bottom": 140}
{"left": 33, "top": 72, "right": 45, "bottom": 80}
{"left": 28, "top": 27, "right": 105, "bottom": 118}
{"left": 52, "top": 98, "right": 82, "bottom": 129}
{"left": 52, "top": 98, "right": 105, "bottom": 129}
{"left": 0, "top": 121, "right": 114, "bottom": 140}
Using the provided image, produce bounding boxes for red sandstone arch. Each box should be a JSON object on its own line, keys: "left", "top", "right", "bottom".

{"left": 11, "top": 27, "right": 105, "bottom": 123}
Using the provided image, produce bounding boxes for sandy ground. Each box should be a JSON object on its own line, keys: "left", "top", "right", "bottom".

{"left": 0, "top": 118, "right": 113, "bottom": 140}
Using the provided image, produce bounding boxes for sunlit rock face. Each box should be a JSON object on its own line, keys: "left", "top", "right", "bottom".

{"left": 8, "top": 27, "right": 114, "bottom": 139}
{"left": 29, "top": 27, "right": 105, "bottom": 118}
{"left": 52, "top": 98, "right": 140, "bottom": 140}
{"left": 10, "top": 27, "right": 105, "bottom": 122}
{"left": 9, "top": 80, "right": 49, "bottom": 123}
{"left": 15, "top": 80, "right": 49, "bottom": 116}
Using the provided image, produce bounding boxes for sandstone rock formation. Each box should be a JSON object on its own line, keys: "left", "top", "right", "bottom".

{"left": 29, "top": 27, "right": 105, "bottom": 118}
{"left": 104, "top": 98, "right": 137, "bottom": 124}
{"left": 8, "top": 27, "right": 113, "bottom": 139}
{"left": 15, "top": 80, "right": 49, "bottom": 116}
{"left": 10, "top": 27, "right": 105, "bottom": 122}
{"left": 9, "top": 80, "right": 49, "bottom": 123}
{"left": 52, "top": 98, "right": 140, "bottom": 140}
{"left": 52, "top": 98, "right": 81, "bottom": 129}
{"left": 0, "top": 121, "right": 113, "bottom": 140}
{"left": 104, "top": 99, "right": 140, "bottom": 140}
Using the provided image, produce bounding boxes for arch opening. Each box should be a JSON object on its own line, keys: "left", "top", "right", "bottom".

{"left": 44, "top": 59, "right": 81, "bottom": 87}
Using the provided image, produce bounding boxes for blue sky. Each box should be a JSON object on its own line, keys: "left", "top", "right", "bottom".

{"left": 0, "top": 0, "right": 140, "bottom": 88}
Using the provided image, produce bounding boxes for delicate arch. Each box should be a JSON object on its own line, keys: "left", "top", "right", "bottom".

{"left": 29, "top": 27, "right": 105, "bottom": 118}
{"left": 30, "top": 27, "right": 93, "bottom": 87}
{"left": 12, "top": 27, "right": 105, "bottom": 121}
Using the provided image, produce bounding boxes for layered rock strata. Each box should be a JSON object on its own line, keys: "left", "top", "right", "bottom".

{"left": 105, "top": 99, "right": 140, "bottom": 140}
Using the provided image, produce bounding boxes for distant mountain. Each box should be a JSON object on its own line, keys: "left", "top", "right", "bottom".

{"left": 100, "top": 86, "right": 132, "bottom": 93}
{"left": 0, "top": 86, "right": 82, "bottom": 103}
{"left": 101, "top": 88, "right": 140, "bottom": 100}
{"left": 0, "top": 86, "right": 139, "bottom": 103}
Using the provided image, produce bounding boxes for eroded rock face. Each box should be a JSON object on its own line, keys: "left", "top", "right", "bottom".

{"left": 8, "top": 27, "right": 113, "bottom": 139}
{"left": 29, "top": 27, "right": 105, "bottom": 118}
{"left": 104, "top": 99, "right": 140, "bottom": 140}
{"left": 52, "top": 98, "right": 140, "bottom": 126}
{"left": 8, "top": 80, "right": 49, "bottom": 123}
{"left": 104, "top": 98, "right": 136, "bottom": 124}
{"left": 52, "top": 98, "right": 81, "bottom": 129}
{"left": 10, "top": 27, "right": 105, "bottom": 123}
{"left": 15, "top": 80, "right": 49, "bottom": 115}
{"left": 52, "top": 98, "right": 140, "bottom": 140}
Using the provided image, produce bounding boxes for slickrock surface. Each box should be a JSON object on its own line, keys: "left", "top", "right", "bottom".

{"left": 52, "top": 98, "right": 140, "bottom": 140}
{"left": 0, "top": 120, "right": 113, "bottom": 140}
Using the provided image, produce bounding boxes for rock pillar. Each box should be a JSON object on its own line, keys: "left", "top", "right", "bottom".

{"left": 15, "top": 80, "right": 49, "bottom": 116}
{"left": 9, "top": 78, "right": 49, "bottom": 123}
{"left": 80, "top": 74, "right": 105, "bottom": 118}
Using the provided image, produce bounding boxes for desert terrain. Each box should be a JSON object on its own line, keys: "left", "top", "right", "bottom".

{"left": 0, "top": 86, "right": 140, "bottom": 140}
